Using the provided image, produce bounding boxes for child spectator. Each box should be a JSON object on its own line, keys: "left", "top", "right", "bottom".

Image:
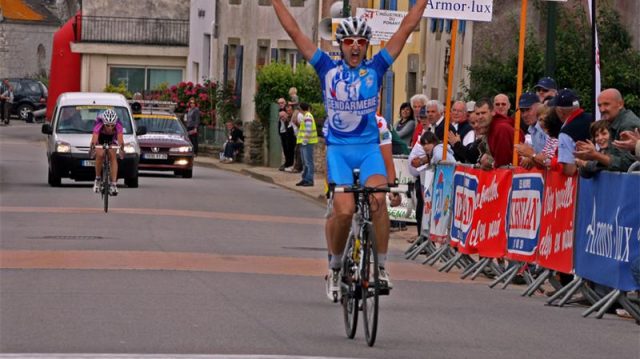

{"left": 576, "top": 120, "right": 611, "bottom": 178}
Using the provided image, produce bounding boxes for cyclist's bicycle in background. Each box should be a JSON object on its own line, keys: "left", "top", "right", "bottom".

{"left": 332, "top": 169, "right": 406, "bottom": 347}
{"left": 91, "top": 143, "right": 119, "bottom": 213}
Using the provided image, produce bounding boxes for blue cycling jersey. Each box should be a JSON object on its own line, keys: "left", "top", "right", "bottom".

{"left": 310, "top": 48, "right": 393, "bottom": 146}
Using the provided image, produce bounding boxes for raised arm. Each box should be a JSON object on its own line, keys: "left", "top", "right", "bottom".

{"left": 272, "top": 0, "right": 318, "bottom": 61}
{"left": 384, "top": 0, "right": 427, "bottom": 59}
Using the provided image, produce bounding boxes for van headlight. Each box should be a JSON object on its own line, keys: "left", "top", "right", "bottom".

{"left": 55, "top": 141, "right": 71, "bottom": 153}
{"left": 170, "top": 146, "right": 192, "bottom": 153}
{"left": 123, "top": 143, "right": 136, "bottom": 154}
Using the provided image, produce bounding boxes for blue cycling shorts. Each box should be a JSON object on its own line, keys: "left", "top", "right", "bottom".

{"left": 326, "top": 143, "right": 387, "bottom": 186}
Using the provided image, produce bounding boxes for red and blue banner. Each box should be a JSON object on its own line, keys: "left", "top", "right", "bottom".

{"left": 506, "top": 168, "right": 545, "bottom": 263}
{"left": 420, "top": 168, "right": 436, "bottom": 236}
{"left": 536, "top": 172, "right": 578, "bottom": 274}
{"left": 574, "top": 172, "right": 640, "bottom": 291}
{"left": 451, "top": 166, "right": 479, "bottom": 252}
{"left": 430, "top": 164, "right": 456, "bottom": 244}
{"left": 471, "top": 169, "right": 512, "bottom": 258}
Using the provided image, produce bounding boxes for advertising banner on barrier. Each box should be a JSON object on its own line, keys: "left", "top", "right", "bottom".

{"left": 506, "top": 168, "right": 545, "bottom": 263}
{"left": 451, "top": 165, "right": 478, "bottom": 252}
{"left": 536, "top": 172, "right": 577, "bottom": 274}
{"left": 430, "top": 164, "right": 455, "bottom": 243}
{"left": 470, "top": 168, "right": 512, "bottom": 258}
{"left": 420, "top": 168, "right": 436, "bottom": 235}
{"left": 387, "top": 157, "right": 417, "bottom": 223}
{"left": 575, "top": 172, "right": 640, "bottom": 291}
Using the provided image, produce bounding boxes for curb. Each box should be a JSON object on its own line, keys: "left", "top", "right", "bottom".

{"left": 194, "top": 159, "right": 325, "bottom": 205}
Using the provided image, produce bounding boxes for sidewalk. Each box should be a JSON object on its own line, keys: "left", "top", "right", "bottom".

{"left": 194, "top": 156, "right": 328, "bottom": 204}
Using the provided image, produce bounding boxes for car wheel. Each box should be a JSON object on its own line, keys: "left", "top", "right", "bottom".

{"left": 125, "top": 175, "right": 139, "bottom": 188}
{"left": 17, "top": 104, "right": 35, "bottom": 121}
{"left": 48, "top": 168, "right": 61, "bottom": 187}
{"left": 182, "top": 169, "right": 193, "bottom": 178}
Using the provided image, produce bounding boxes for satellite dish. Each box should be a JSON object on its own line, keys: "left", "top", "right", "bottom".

{"left": 319, "top": 18, "right": 334, "bottom": 41}
{"left": 330, "top": 2, "right": 344, "bottom": 18}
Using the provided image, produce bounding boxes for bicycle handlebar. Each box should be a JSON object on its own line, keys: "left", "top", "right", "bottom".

{"left": 91, "top": 143, "right": 122, "bottom": 150}
{"left": 333, "top": 184, "right": 409, "bottom": 194}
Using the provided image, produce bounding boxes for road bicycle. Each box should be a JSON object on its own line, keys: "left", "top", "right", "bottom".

{"left": 333, "top": 169, "right": 406, "bottom": 347}
{"left": 91, "top": 143, "right": 119, "bottom": 213}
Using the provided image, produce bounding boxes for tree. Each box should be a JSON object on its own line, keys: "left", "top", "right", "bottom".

{"left": 466, "top": 1, "right": 640, "bottom": 115}
{"left": 254, "top": 61, "right": 322, "bottom": 128}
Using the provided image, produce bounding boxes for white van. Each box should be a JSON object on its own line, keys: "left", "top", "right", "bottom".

{"left": 42, "top": 92, "right": 145, "bottom": 187}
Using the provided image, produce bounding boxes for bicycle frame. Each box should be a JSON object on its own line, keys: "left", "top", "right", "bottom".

{"left": 335, "top": 170, "right": 407, "bottom": 346}
{"left": 95, "top": 143, "right": 118, "bottom": 213}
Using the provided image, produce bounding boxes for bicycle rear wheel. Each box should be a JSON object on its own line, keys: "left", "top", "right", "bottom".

{"left": 342, "top": 234, "right": 358, "bottom": 339}
{"left": 361, "top": 223, "right": 379, "bottom": 347}
{"left": 102, "top": 160, "right": 110, "bottom": 213}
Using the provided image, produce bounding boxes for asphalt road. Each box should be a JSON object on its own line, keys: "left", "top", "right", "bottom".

{"left": 0, "top": 122, "right": 638, "bottom": 359}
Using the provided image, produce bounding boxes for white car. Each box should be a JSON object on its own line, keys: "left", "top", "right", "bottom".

{"left": 41, "top": 92, "right": 145, "bottom": 187}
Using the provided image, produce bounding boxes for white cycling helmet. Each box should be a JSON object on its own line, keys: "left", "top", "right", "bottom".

{"left": 99, "top": 109, "right": 118, "bottom": 125}
{"left": 335, "top": 16, "right": 372, "bottom": 43}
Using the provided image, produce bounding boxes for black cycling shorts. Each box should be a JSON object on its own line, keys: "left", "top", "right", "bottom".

{"left": 98, "top": 133, "right": 118, "bottom": 145}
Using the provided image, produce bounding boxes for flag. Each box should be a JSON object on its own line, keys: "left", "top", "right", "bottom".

{"left": 588, "top": 0, "right": 602, "bottom": 120}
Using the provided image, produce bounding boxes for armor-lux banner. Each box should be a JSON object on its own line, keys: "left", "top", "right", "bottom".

{"left": 420, "top": 168, "right": 436, "bottom": 237}
{"left": 506, "top": 168, "right": 545, "bottom": 263}
{"left": 575, "top": 172, "right": 640, "bottom": 291}
{"left": 429, "top": 164, "right": 455, "bottom": 244}
{"left": 469, "top": 168, "right": 512, "bottom": 258}
{"left": 535, "top": 172, "right": 577, "bottom": 274}
{"left": 451, "top": 166, "right": 479, "bottom": 253}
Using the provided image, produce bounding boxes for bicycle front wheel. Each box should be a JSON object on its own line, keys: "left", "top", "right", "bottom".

{"left": 102, "top": 161, "right": 110, "bottom": 213}
{"left": 342, "top": 234, "right": 358, "bottom": 339}
{"left": 361, "top": 223, "right": 379, "bottom": 347}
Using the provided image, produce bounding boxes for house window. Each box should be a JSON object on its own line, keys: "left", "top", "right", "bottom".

{"left": 258, "top": 0, "right": 271, "bottom": 5}
{"left": 290, "top": 0, "right": 305, "bottom": 6}
{"left": 109, "top": 67, "right": 183, "bottom": 93}
{"left": 229, "top": 0, "right": 241, "bottom": 4}
{"left": 257, "top": 40, "right": 270, "bottom": 68}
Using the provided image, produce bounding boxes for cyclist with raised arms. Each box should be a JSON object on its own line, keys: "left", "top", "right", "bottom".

{"left": 272, "top": 0, "right": 428, "bottom": 300}
{"left": 90, "top": 109, "right": 124, "bottom": 195}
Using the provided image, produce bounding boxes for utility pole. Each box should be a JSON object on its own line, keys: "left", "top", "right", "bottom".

{"left": 545, "top": 1, "right": 558, "bottom": 77}
{"left": 342, "top": 0, "right": 351, "bottom": 17}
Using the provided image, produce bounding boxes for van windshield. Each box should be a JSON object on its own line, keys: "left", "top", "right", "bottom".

{"left": 55, "top": 106, "right": 133, "bottom": 134}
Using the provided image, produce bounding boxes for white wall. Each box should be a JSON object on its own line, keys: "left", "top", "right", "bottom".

{"left": 187, "top": 0, "right": 214, "bottom": 82}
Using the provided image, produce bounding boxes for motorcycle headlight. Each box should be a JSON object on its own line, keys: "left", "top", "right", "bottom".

{"left": 170, "top": 146, "right": 192, "bottom": 153}
{"left": 55, "top": 141, "right": 71, "bottom": 153}
{"left": 123, "top": 143, "right": 136, "bottom": 154}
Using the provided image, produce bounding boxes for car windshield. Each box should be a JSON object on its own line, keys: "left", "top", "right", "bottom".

{"left": 55, "top": 106, "right": 133, "bottom": 134}
{"left": 135, "top": 116, "right": 186, "bottom": 135}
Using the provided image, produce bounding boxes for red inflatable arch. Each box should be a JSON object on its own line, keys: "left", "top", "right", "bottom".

{"left": 46, "top": 11, "right": 82, "bottom": 121}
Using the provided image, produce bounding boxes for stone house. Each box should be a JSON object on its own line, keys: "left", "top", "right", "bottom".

{"left": 0, "top": 0, "right": 61, "bottom": 78}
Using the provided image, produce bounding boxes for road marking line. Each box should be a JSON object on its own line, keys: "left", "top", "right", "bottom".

{"left": 0, "top": 206, "right": 325, "bottom": 225}
{"left": 0, "top": 249, "right": 481, "bottom": 284}
{"left": 0, "top": 354, "right": 361, "bottom": 359}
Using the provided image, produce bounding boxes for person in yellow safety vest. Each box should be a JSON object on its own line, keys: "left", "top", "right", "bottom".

{"left": 296, "top": 102, "right": 318, "bottom": 187}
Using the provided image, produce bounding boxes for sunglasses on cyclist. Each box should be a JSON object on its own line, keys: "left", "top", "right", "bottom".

{"left": 342, "top": 38, "right": 368, "bottom": 47}
{"left": 104, "top": 124, "right": 115, "bottom": 128}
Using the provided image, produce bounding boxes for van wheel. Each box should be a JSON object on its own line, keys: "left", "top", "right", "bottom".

{"left": 48, "top": 168, "right": 61, "bottom": 187}
{"left": 125, "top": 175, "right": 138, "bottom": 188}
